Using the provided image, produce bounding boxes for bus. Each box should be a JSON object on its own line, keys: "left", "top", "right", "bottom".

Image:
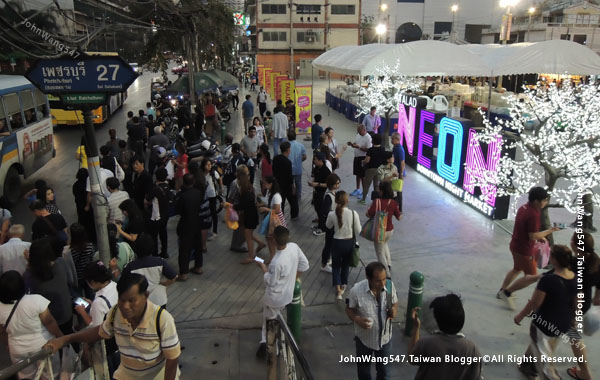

{"left": 0, "top": 75, "right": 54, "bottom": 202}
{"left": 49, "top": 51, "right": 128, "bottom": 126}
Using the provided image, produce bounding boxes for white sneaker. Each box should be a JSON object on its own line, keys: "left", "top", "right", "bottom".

{"left": 497, "top": 290, "right": 516, "bottom": 310}
{"left": 313, "top": 229, "right": 325, "bottom": 236}
{"left": 321, "top": 265, "right": 332, "bottom": 273}
{"left": 336, "top": 292, "right": 343, "bottom": 301}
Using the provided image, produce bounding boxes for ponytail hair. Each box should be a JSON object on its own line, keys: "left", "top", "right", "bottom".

{"left": 335, "top": 191, "right": 348, "bottom": 229}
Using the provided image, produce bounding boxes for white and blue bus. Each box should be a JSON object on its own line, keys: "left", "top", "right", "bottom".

{"left": 0, "top": 75, "right": 54, "bottom": 202}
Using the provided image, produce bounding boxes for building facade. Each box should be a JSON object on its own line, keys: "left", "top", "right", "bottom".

{"left": 250, "top": 0, "right": 361, "bottom": 78}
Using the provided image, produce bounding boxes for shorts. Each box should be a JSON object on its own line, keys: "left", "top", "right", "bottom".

{"left": 353, "top": 156, "right": 366, "bottom": 177}
{"left": 511, "top": 250, "right": 538, "bottom": 275}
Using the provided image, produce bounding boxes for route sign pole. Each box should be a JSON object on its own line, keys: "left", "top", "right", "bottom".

{"left": 82, "top": 106, "right": 111, "bottom": 265}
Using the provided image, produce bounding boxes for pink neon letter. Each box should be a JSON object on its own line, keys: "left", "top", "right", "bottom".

{"left": 463, "top": 129, "right": 502, "bottom": 207}
{"left": 417, "top": 110, "right": 435, "bottom": 169}
{"left": 397, "top": 104, "right": 417, "bottom": 156}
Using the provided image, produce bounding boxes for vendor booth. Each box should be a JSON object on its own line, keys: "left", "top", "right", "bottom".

{"left": 313, "top": 40, "right": 600, "bottom": 219}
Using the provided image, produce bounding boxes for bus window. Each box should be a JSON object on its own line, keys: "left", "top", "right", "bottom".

{"left": 0, "top": 100, "right": 8, "bottom": 136}
{"left": 3, "top": 93, "right": 23, "bottom": 130}
{"left": 34, "top": 88, "right": 49, "bottom": 118}
{"left": 21, "top": 90, "right": 37, "bottom": 125}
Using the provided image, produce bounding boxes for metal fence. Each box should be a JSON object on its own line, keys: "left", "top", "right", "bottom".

{"left": 267, "top": 315, "right": 314, "bottom": 380}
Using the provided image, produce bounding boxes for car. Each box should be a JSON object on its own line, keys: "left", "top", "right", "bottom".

{"left": 131, "top": 63, "right": 143, "bottom": 75}
{"left": 171, "top": 65, "right": 189, "bottom": 74}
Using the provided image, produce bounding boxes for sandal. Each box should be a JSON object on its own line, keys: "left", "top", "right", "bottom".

{"left": 567, "top": 367, "right": 588, "bottom": 380}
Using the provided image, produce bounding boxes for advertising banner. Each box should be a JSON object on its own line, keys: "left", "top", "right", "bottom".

{"left": 269, "top": 72, "right": 280, "bottom": 96}
{"left": 264, "top": 68, "right": 272, "bottom": 95}
{"left": 17, "top": 118, "right": 54, "bottom": 176}
{"left": 294, "top": 85, "right": 312, "bottom": 135}
{"left": 280, "top": 79, "right": 295, "bottom": 103}
{"left": 275, "top": 75, "right": 287, "bottom": 102}
{"left": 257, "top": 65, "right": 265, "bottom": 86}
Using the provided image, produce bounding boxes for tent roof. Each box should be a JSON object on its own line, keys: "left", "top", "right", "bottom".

{"left": 312, "top": 40, "right": 491, "bottom": 77}
{"left": 312, "top": 40, "right": 600, "bottom": 77}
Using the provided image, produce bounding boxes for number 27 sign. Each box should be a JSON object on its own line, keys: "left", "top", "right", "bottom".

{"left": 26, "top": 53, "right": 138, "bottom": 94}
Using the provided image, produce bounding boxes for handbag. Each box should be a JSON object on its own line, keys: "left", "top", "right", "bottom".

{"left": 225, "top": 206, "right": 239, "bottom": 230}
{"left": 114, "top": 157, "right": 125, "bottom": 182}
{"left": 350, "top": 210, "right": 360, "bottom": 268}
{"left": 259, "top": 212, "right": 271, "bottom": 235}
{"left": 0, "top": 298, "right": 20, "bottom": 345}
{"left": 391, "top": 178, "right": 403, "bottom": 192}
{"left": 534, "top": 240, "right": 551, "bottom": 269}
{"left": 268, "top": 210, "right": 284, "bottom": 235}
{"left": 360, "top": 199, "right": 387, "bottom": 243}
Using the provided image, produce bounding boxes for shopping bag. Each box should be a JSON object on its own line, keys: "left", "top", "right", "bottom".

{"left": 534, "top": 240, "right": 551, "bottom": 269}
{"left": 259, "top": 212, "right": 270, "bottom": 235}
{"left": 360, "top": 218, "right": 375, "bottom": 241}
{"left": 268, "top": 210, "right": 284, "bottom": 235}
{"left": 584, "top": 305, "right": 600, "bottom": 336}
{"left": 391, "top": 178, "right": 403, "bottom": 192}
{"left": 224, "top": 206, "right": 239, "bottom": 230}
{"left": 360, "top": 200, "right": 387, "bottom": 243}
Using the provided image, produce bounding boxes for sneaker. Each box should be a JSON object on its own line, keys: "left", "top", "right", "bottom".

{"left": 207, "top": 235, "right": 215, "bottom": 241}
{"left": 313, "top": 229, "right": 325, "bottom": 236}
{"left": 321, "top": 264, "right": 332, "bottom": 273}
{"left": 336, "top": 292, "right": 343, "bottom": 301}
{"left": 497, "top": 289, "right": 516, "bottom": 310}
{"left": 311, "top": 225, "right": 319, "bottom": 230}
{"left": 350, "top": 189, "right": 359, "bottom": 196}
{"left": 355, "top": 190, "right": 363, "bottom": 197}
{"left": 256, "top": 343, "right": 267, "bottom": 359}
{"left": 358, "top": 199, "right": 366, "bottom": 205}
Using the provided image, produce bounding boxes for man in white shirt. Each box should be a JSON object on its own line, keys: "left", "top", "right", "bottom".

{"left": 272, "top": 106, "right": 289, "bottom": 156}
{"left": 363, "top": 106, "right": 381, "bottom": 137}
{"left": 257, "top": 87, "right": 268, "bottom": 117}
{"left": 0, "top": 224, "right": 30, "bottom": 274}
{"left": 106, "top": 177, "right": 130, "bottom": 224}
{"left": 348, "top": 124, "right": 372, "bottom": 198}
{"left": 255, "top": 226, "right": 309, "bottom": 358}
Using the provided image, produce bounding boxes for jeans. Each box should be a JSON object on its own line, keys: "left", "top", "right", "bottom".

{"left": 355, "top": 337, "right": 391, "bottom": 380}
{"left": 273, "top": 138, "right": 287, "bottom": 156}
{"left": 178, "top": 232, "right": 203, "bottom": 274}
{"left": 374, "top": 230, "right": 393, "bottom": 270}
{"left": 148, "top": 218, "right": 168, "bottom": 256}
{"left": 331, "top": 238, "right": 353, "bottom": 286}
{"left": 321, "top": 228, "right": 334, "bottom": 266}
{"left": 293, "top": 174, "right": 303, "bottom": 201}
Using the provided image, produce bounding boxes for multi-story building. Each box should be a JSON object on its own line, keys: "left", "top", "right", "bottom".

{"left": 249, "top": 0, "right": 361, "bottom": 79}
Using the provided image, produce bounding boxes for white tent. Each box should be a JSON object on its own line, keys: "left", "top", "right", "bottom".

{"left": 311, "top": 40, "right": 491, "bottom": 77}
{"left": 312, "top": 40, "right": 600, "bottom": 77}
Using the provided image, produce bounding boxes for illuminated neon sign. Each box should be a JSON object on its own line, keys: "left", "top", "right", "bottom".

{"left": 397, "top": 94, "right": 511, "bottom": 219}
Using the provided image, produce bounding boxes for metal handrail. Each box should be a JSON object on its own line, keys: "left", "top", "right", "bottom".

{"left": 276, "top": 315, "right": 315, "bottom": 380}
{"left": 0, "top": 348, "right": 53, "bottom": 380}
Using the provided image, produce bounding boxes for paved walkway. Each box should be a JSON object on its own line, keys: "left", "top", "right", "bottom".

{"left": 170, "top": 80, "right": 600, "bottom": 380}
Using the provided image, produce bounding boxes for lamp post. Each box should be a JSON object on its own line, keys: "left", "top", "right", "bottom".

{"left": 289, "top": 0, "right": 295, "bottom": 80}
{"left": 376, "top": 23, "right": 387, "bottom": 43}
{"left": 498, "top": 0, "right": 520, "bottom": 88}
{"left": 379, "top": 3, "right": 389, "bottom": 43}
{"left": 451, "top": 4, "right": 458, "bottom": 43}
{"left": 527, "top": 7, "right": 535, "bottom": 42}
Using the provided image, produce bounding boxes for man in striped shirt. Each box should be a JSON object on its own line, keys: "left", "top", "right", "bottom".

{"left": 106, "top": 177, "right": 130, "bottom": 224}
{"left": 44, "top": 273, "right": 181, "bottom": 380}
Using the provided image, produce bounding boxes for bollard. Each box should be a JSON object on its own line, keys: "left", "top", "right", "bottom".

{"left": 220, "top": 121, "right": 226, "bottom": 145}
{"left": 286, "top": 279, "right": 302, "bottom": 342}
{"left": 404, "top": 271, "right": 424, "bottom": 336}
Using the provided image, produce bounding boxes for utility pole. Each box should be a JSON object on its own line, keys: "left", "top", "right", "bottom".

{"left": 289, "top": 0, "right": 294, "bottom": 79}
{"left": 82, "top": 107, "right": 110, "bottom": 265}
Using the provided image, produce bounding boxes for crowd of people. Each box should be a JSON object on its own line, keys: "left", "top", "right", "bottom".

{"left": 0, "top": 78, "right": 599, "bottom": 380}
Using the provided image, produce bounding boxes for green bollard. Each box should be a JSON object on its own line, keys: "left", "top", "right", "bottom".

{"left": 220, "top": 121, "right": 226, "bottom": 145}
{"left": 286, "top": 280, "right": 302, "bottom": 342}
{"left": 404, "top": 271, "right": 424, "bottom": 337}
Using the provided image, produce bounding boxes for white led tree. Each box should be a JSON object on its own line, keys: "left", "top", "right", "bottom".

{"left": 470, "top": 82, "right": 600, "bottom": 233}
{"left": 358, "top": 61, "right": 421, "bottom": 148}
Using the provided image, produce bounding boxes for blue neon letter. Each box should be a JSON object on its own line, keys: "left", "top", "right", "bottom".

{"left": 437, "top": 117, "right": 463, "bottom": 184}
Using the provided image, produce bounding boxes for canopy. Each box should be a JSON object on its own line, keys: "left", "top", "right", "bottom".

{"left": 204, "top": 69, "right": 239, "bottom": 91}
{"left": 312, "top": 40, "right": 600, "bottom": 77}
{"left": 167, "top": 71, "right": 236, "bottom": 95}
{"left": 312, "top": 40, "right": 491, "bottom": 77}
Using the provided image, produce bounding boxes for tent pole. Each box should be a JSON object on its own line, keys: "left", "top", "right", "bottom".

{"left": 487, "top": 75, "right": 493, "bottom": 120}
{"left": 328, "top": 72, "right": 331, "bottom": 117}
{"left": 359, "top": 74, "right": 362, "bottom": 122}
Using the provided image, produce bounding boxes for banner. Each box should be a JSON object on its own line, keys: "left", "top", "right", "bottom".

{"left": 257, "top": 65, "right": 265, "bottom": 86}
{"left": 275, "top": 75, "right": 287, "bottom": 102}
{"left": 269, "top": 72, "right": 280, "bottom": 96}
{"left": 295, "top": 85, "right": 312, "bottom": 135}
{"left": 280, "top": 79, "right": 295, "bottom": 103}
{"left": 264, "top": 68, "right": 272, "bottom": 94}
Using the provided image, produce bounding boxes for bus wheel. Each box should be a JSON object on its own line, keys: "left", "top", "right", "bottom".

{"left": 3, "top": 167, "right": 21, "bottom": 204}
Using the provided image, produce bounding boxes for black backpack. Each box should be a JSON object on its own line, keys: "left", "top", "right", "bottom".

{"left": 157, "top": 182, "right": 177, "bottom": 217}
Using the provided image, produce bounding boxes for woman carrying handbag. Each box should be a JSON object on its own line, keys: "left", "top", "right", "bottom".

{"left": 326, "top": 191, "right": 361, "bottom": 300}
{"left": 366, "top": 182, "right": 402, "bottom": 274}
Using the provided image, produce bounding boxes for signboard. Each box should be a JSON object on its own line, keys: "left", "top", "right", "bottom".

{"left": 26, "top": 54, "right": 138, "bottom": 94}
{"left": 233, "top": 12, "right": 245, "bottom": 25}
{"left": 275, "top": 75, "right": 287, "bottom": 101}
{"left": 61, "top": 93, "right": 107, "bottom": 104}
{"left": 295, "top": 85, "right": 312, "bottom": 135}
{"left": 269, "top": 72, "right": 280, "bottom": 96}
{"left": 280, "top": 79, "right": 295, "bottom": 103}
{"left": 17, "top": 118, "right": 54, "bottom": 177}
{"left": 395, "top": 92, "right": 513, "bottom": 219}
{"left": 264, "top": 68, "right": 272, "bottom": 96}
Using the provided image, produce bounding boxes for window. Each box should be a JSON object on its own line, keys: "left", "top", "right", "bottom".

{"left": 434, "top": 21, "right": 452, "bottom": 35}
{"left": 262, "top": 4, "right": 286, "bottom": 14}
{"left": 20, "top": 90, "right": 37, "bottom": 125}
{"left": 0, "top": 99, "right": 7, "bottom": 134}
{"left": 3, "top": 93, "right": 23, "bottom": 130}
{"left": 296, "top": 4, "right": 320, "bottom": 14}
{"left": 297, "top": 31, "right": 318, "bottom": 42}
{"left": 560, "top": 34, "right": 571, "bottom": 40}
{"left": 331, "top": 5, "right": 355, "bottom": 15}
{"left": 574, "top": 34, "right": 587, "bottom": 45}
{"left": 263, "top": 31, "right": 287, "bottom": 42}
{"left": 34, "top": 88, "right": 49, "bottom": 118}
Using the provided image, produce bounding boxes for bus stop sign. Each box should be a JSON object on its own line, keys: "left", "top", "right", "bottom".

{"left": 26, "top": 53, "right": 138, "bottom": 94}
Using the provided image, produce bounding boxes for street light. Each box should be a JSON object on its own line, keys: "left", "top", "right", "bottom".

{"left": 376, "top": 23, "right": 387, "bottom": 43}
{"left": 451, "top": 5, "right": 458, "bottom": 43}
{"left": 527, "top": 7, "right": 536, "bottom": 42}
{"left": 498, "top": 0, "right": 519, "bottom": 88}
{"left": 380, "top": 3, "right": 388, "bottom": 11}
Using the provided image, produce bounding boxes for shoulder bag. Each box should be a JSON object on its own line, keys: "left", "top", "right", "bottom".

{"left": 0, "top": 298, "right": 21, "bottom": 345}
{"left": 350, "top": 210, "right": 360, "bottom": 268}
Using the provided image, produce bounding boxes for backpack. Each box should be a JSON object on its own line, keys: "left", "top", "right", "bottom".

{"left": 224, "top": 154, "right": 247, "bottom": 187}
{"left": 157, "top": 182, "right": 177, "bottom": 217}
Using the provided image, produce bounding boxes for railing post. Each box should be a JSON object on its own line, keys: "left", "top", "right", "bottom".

{"left": 267, "top": 319, "right": 278, "bottom": 380}
{"left": 286, "top": 280, "right": 302, "bottom": 343}
{"left": 90, "top": 340, "right": 110, "bottom": 380}
{"left": 404, "top": 271, "right": 424, "bottom": 336}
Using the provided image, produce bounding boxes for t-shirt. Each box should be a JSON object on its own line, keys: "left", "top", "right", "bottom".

{"left": 289, "top": 141, "right": 307, "bottom": 176}
{"left": 89, "top": 281, "right": 118, "bottom": 327}
{"left": 411, "top": 333, "right": 482, "bottom": 380}
{"left": 255, "top": 125, "right": 266, "bottom": 145}
{"left": 354, "top": 133, "right": 372, "bottom": 157}
{"left": 242, "top": 100, "right": 254, "bottom": 118}
{"left": 312, "top": 165, "right": 331, "bottom": 194}
{"left": 263, "top": 243, "right": 309, "bottom": 308}
{"left": 27, "top": 260, "right": 73, "bottom": 325}
{"left": 175, "top": 154, "right": 189, "bottom": 178}
{"left": 0, "top": 237, "right": 30, "bottom": 274}
{"left": 0, "top": 294, "right": 53, "bottom": 357}
{"left": 311, "top": 123, "right": 323, "bottom": 150}
{"left": 510, "top": 203, "right": 541, "bottom": 256}
{"left": 268, "top": 192, "right": 282, "bottom": 208}
{"left": 86, "top": 168, "right": 115, "bottom": 198}
{"left": 31, "top": 214, "right": 67, "bottom": 241}
{"left": 534, "top": 273, "right": 577, "bottom": 336}
{"left": 261, "top": 158, "right": 273, "bottom": 179}
{"left": 258, "top": 91, "right": 268, "bottom": 103}
{"left": 367, "top": 199, "right": 400, "bottom": 231}
{"left": 122, "top": 256, "right": 177, "bottom": 306}
{"left": 77, "top": 145, "right": 88, "bottom": 169}
{"left": 241, "top": 136, "right": 260, "bottom": 158}
{"left": 393, "top": 143, "right": 406, "bottom": 176}
{"left": 205, "top": 172, "right": 220, "bottom": 198}
{"left": 68, "top": 243, "right": 95, "bottom": 282}
{"left": 366, "top": 146, "right": 386, "bottom": 169}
